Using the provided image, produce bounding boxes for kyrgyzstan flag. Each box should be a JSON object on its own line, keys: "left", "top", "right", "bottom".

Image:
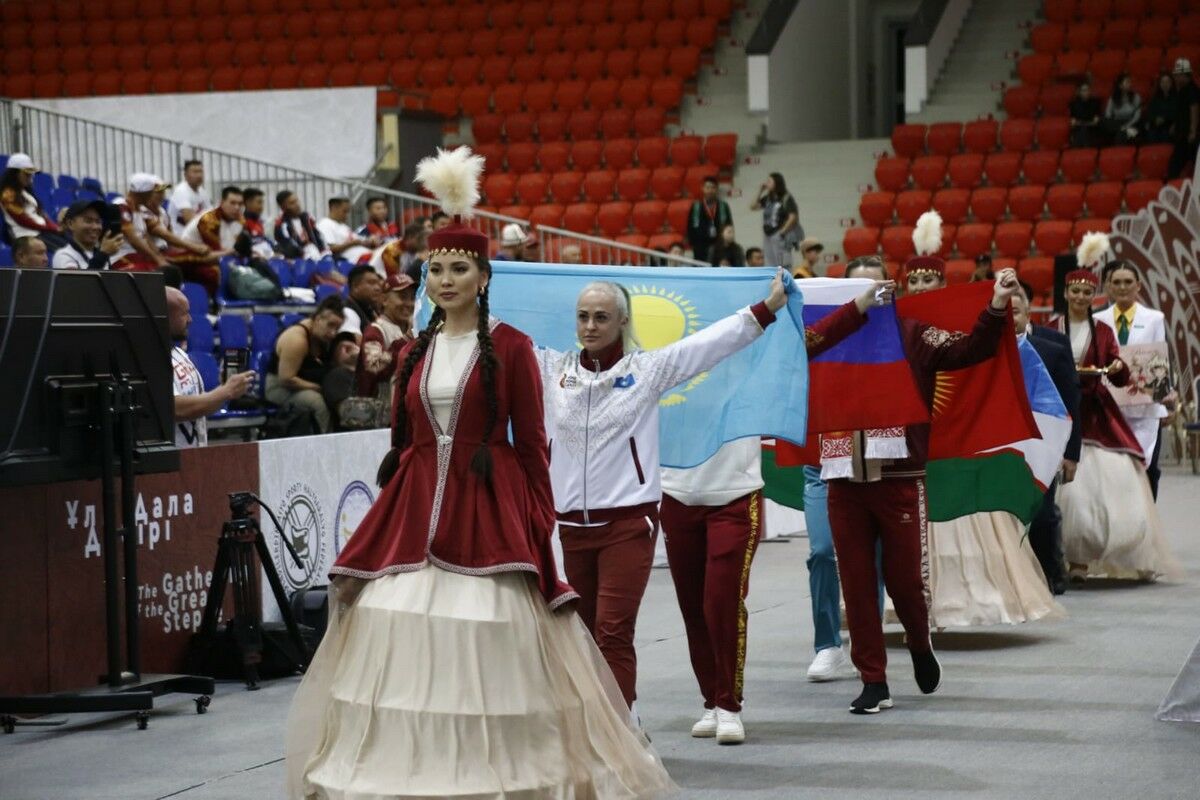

{"left": 897, "top": 281, "right": 1038, "bottom": 459}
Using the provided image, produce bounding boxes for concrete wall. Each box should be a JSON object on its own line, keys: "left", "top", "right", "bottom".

{"left": 905, "top": 0, "right": 972, "bottom": 115}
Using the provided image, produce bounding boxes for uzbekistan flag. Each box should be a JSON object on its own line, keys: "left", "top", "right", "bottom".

{"left": 926, "top": 336, "right": 1072, "bottom": 523}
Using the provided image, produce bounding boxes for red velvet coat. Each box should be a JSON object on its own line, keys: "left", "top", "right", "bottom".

{"left": 331, "top": 320, "right": 577, "bottom": 609}
{"left": 1052, "top": 316, "right": 1143, "bottom": 459}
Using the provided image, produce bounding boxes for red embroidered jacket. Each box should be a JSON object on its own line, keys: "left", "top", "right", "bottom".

{"left": 331, "top": 320, "right": 577, "bottom": 609}
{"left": 1052, "top": 317, "right": 1142, "bottom": 459}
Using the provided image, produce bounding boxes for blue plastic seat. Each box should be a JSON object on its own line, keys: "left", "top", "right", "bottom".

{"left": 57, "top": 174, "right": 79, "bottom": 191}
{"left": 81, "top": 177, "right": 103, "bottom": 194}
{"left": 181, "top": 282, "right": 208, "bottom": 316}
{"left": 281, "top": 313, "right": 305, "bottom": 328}
{"left": 191, "top": 351, "right": 220, "bottom": 390}
{"left": 187, "top": 318, "right": 215, "bottom": 355}
{"left": 217, "top": 314, "right": 249, "bottom": 350}
{"left": 315, "top": 284, "right": 339, "bottom": 302}
{"left": 0, "top": 244, "right": 12, "bottom": 267}
{"left": 250, "top": 313, "right": 281, "bottom": 353}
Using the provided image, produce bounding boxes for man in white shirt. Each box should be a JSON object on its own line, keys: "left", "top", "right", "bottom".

{"left": 165, "top": 287, "right": 254, "bottom": 447}
{"left": 171, "top": 159, "right": 211, "bottom": 234}
{"left": 180, "top": 185, "right": 244, "bottom": 256}
{"left": 51, "top": 200, "right": 124, "bottom": 270}
{"left": 316, "top": 196, "right": 378, "bottom": 265}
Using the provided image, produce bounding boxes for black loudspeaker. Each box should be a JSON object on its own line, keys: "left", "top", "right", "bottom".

{"left": 290, "top": 586, "right": 330, "bottom": 640}
{"left": 1053, "top": 253, "right": 1077, "bottom": 316}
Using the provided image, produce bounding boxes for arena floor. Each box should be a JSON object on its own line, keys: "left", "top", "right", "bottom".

{"left": 3, "top": 468, "right": 1199, "bottom": 800}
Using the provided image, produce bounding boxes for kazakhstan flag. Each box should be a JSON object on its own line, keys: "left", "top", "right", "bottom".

{"left": 479, "top": 261, "right": 809, "bottom": 469}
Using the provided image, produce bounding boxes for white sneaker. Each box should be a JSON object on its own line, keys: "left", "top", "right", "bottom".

{"left": 715, "top": 708, "right": 745, "bottom": 745}
{"left": 807, "top": 646, "right": 857, "bottom": 682}
{"left": 690, "top": 708, "right": 717, "bottom": 738}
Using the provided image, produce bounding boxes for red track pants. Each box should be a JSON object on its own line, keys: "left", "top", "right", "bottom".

{"left": 827, "top": 478, "right": 932, "bottom": 684}
{"left": 661, "top": 491, "right": 763, "bottom": 713}
{"left": 560, "top": 516, "right": 657, "bottom": 708}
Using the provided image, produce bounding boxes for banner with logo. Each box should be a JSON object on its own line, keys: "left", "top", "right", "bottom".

{"left": 256, "top": 429, "right": 390, "bottom": 622}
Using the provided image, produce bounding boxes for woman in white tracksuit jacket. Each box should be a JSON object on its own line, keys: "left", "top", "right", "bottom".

{"left": 536, "top": 273, "right": 788, "bottom": 712}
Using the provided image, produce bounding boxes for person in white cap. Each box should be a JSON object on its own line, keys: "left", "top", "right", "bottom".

{"left": 1, "top": 153, "right": 67, "bottom": 250}
{"left": 1170, "top": 57, "right": 1200, "bottom": 178}
{"left": 495, "top": 222, "right": 527, "bottom": 261}
{"left": 112, "top": 173, "right": 209, "bottom": 289}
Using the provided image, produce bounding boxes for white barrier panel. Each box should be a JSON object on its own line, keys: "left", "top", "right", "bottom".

{"left": 27, "top": 87, "right": 377, "bottom": 178}
{"left": 258, "top": 429, "right": 390, "bottom": 621}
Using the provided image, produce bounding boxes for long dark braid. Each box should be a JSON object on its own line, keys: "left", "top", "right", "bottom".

{"left": 376, "top": 305, "right": 445, "bottom": 487}
{"left": 471, "top": 267, "right": 500, "bottom": 485}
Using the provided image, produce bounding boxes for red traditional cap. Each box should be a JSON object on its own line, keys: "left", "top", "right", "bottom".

{"left": 427, "top": 222, "right": 488, "bottom": 260}
{"left": 1065, "top": 268, "right": 1099, "bottom": 287}
{"left": 904, "top": 254, "right": 945, "bottom": 278}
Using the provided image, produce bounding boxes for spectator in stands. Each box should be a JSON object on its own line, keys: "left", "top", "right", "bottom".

{"left": 561, "top": 243, "right": 584, "bottom": 264}
{"left": 668, "top": 241, "right": 687, "bottom": 262}
{"left": 745, "top": 247, "right": 765, "bottom": 267}
{"left": 431, "top": 211, "right": 450, "bottom": 230}
{"left": 709, "top": 223, "right": 745, "bottom": 267}
{"left": 147, "top": 179, "right": 222, "bottom": 296}
{"left": 265, "top": 294, "right": 345, "bottom": 433}
{"left": 180, "top": 185, "right": 243, "bottom": 259}
{"left": 240, "top": 188, "right": 276, "bottom": 258}
{"left": 171, "top": 159, "right": 211, "bottom": 233}
{"left": 416, "top": 215, "right": 433, "bottom": 233}
{"left": 322, "top": 331, "right": 362, "bottom": 431}
{"left": 1, "top": 154, "right": 67, "bottom": 251}
{"left": 317, "top": 196, "right": 377, "bottom": 264}
{"left": 523, "top": 232, "right": 541, "bottom": 262}
{"left": 112, "top": 174, "right": 199, "bottom": 283}
{"left": 357, "top": 196, "right": 400, "bottom": 242}
{"left": 341, "top": 264, "right": 384, "bottom": 336}
{"left": 274, "top": 190, "right": 328, "bottom": 260}
{"left": 356, "top": 274, "right": 416, "bottom": 399}
{"left": 1144, "top": 73, "right": 1176, "bottom": 144}
{"left": 375, "top": 221, "right": 428, "bottom": 281}
{"left": 496, "top": 223, "right": 527, "bottom": 261}
{"left": 165, "top": 286, "right": 254, "bottom": 447}
{"left": 1069, "top": 82, "right": 1102, "bottom": 148}
{"left": 972, "top": 253, "right": 994, "bottom": 282}
{"left": 751, "top": 173, "right": 801, "bottom": 270}
{"left": 11, "top": 235, "right": 48, "bottom": 267}
{"left": 52, "top": 200, "right": 123, "bottom": 270}
{"left": 794, "top": 237, "right": 824, "bottom": 278}
{"left": 1170, "top": 58, "right": 1200, "bottom": 179}
{"left": 1105, "top": 73, "right": 1142, "bottom": 145}
{"left": 687, "top": 176, "right": 733, "bottom": 262}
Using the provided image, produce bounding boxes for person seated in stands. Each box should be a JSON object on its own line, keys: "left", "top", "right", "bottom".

{"left": 709, "top": 223, "right": 746, "bottom": 267}
{"left": 1144, "top": 73, "right": 1176, "bottom": 144}
{"left": 322, "top": 331, "right": 362, "bottom": 431}
{"left": 1105, "top": 73, "right": 1142, "bottom": 145}
{"left": 265, "top": 295, "right": 345, "bottom": 433}
{"left": 375, "top": 221, "right": 428, "bottom": 282}
{"left": 11, "top": 235, "right": 48, "bottom": 268}
{"left": 357, "top": 196, "right": 400, "bottom": 242}
{"left": 51, "top": 200, "right": 124, "bottom": 270}
{"left": 522, "top": 231, "right": 542, "bottom": 262}
{"left": 1069, "top": 82, "right": 1103, "bottom": 147}
{"left": 150, "top": 178, "right": 223, "bottom": 297}
{"left": 1, "top": 153, "right": 67, "bottom": 251}
{"left": 274, "top": 190, "right": 328, "bottom": 261}
{"left": 171, "top": 159, "right": 211, "bottom": 233}
{"left": 666, "top": 240, "right": 688, "bottom": 264}
{"left": 355, "top": 274, "right": 415, "bottom": 399}
{"left": 745, "top": 246, "right": 765, "bottom": 267}
{"left": 430, "top": 210, "right": 450, "bottom": 231}
{"left": 794, "top": 237, "right": 824, "bottom": 278}
{"left": 340, "top": 264, "right": 384, "bottom": 337}
{"left": 495, "top": 223, "right": 527, "bottom": 261}
{"left": 181, "top": 185, "right": 243, "bottom": 260}
{"left": 317, "top": 196, "right": 378, "bottom": 265}
{"left": 972, "top": 253, "right": 994, "bottom": 282}
{"left": 241, "top": 187, "right": 277, "bottom": 258}
{"left": 561, "top": 243, "right": 584, "bottom": 264}
{"left": 112, "top": 174, "right": 202, "bottom": 285}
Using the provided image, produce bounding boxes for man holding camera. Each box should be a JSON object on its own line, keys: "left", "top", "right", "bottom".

{"left": 51, "top": 200, "right": 125, "bottom": 271}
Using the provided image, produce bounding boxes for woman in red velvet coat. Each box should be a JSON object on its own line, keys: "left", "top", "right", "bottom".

{"left": 1053, "top": 236, "right": 1179, "bottom": 582}
{"left": 285, "top": 148, "right": 674, "bottom": 800}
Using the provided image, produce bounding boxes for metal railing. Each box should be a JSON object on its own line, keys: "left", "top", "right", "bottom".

{"left": 1, "top": 96, "right": 706, "bottom": 267}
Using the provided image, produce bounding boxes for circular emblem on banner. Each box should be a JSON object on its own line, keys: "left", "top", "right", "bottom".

{"left": 274, "top": 482, "right": 327, "bottom": 591}
{"left": 334, "top": 480, "right": 375, "bottom": 554}
{"left": 627, "top": 284, "right": 705, "bottom": 406}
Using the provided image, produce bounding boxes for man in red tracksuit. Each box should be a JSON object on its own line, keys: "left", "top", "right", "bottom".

{"left": 827, "top": 253, "right": 1020, "bottom": 714}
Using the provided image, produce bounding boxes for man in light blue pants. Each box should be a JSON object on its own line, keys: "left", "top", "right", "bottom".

{"left": 803, "top": 466, "right": 858, "bottom": 680}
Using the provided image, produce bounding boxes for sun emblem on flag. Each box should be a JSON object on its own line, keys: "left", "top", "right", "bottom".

{"left": 627, "top": 284, "right": 705, "bottom": 406}
{"left": 932, "top": 372, "right": 957, "bottom": 417}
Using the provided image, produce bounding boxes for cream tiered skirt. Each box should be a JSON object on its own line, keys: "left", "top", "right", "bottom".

{"left": 285, "top": 566, "right": 675, "bottom": 800}
{"left": 1058, "top": 444, "right": 1181, "bottom": 579}
{"left": 927, "top": 511, "right": 1065, "bottom": 629}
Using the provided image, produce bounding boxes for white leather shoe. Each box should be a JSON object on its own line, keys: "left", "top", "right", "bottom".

{"left": 715, "top": 708, "right": 745, "bottom": 745}
{"left": 807, "top": 646, "right": 857, "bottom": 682}
{"left": 690, "top": 708, "right": 717, "bottom": 738}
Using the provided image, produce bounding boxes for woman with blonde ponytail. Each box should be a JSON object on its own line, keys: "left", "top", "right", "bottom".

{"left": 285, "top": 147, "right": 674, "bottom": 800}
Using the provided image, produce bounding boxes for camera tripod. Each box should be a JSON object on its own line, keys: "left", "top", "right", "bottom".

{"left": 194, "top": 492, "right": 311, "bottom": 689}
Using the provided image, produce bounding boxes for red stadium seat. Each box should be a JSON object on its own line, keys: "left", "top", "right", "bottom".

{"left": 469, "top": 114, "right": 502, "bottom": 145}
{"left": 542, "top": 52, "right": 575, "bottom": 81}
{"left": 203, "top": 41, "right": 235, "bottom": 70}
{"left": 511, "top": 54, "right": 545, "bottom": 84}
{"left": 1127, "top": 47, "right": 1164, "bottom": 81}
{"left": 1035, "top": 117, "right": 1071, "bottom": 151}
{"left": 1039, "top": 84, "right": 1077, "bottom": 117}
{"left": 1008, "top": 185, "right": 1047, "bottom": 221}
{"left": 651, "top": 167, "right": 685, "bottom": 199}
{"left": 492, "top": 83, "right": 525, "bottom": 115}
{"left": 537, "top": 111, "right": 569, "bottom": 142}
{"left": 1057, "top": 51, "right": 1091, "bottom": 79}
{"left": 1060, "top": 148, "right": 1098, "bottom": 182}
{"left": 1034, "top": 220, "right": 1074, "bottom": 255}
{"left": 1066, "top": 21, "right": 1101, "bottom": 52}
{"left": 1181, "top": 14, "right": 1200, "bottom": 44}
{"left": 945, "top": 259, "right": 974, "bottom": 285}
{"left": 239, "top": 66, "right": 269, "bottom": 91}
{"left": 503, "top": 112, "right": 536, "bottom": 143}
{"left": 617, "top": 77, "right": 651, "bottom": 109}
{"left": 655, "top": 19, "right": 687, "bottom": 48}
{"left": 563, "top": 203, "right": 599, "bottom": 234}
{"left": 624, "top": 20, "right": 657, "bottom": 50}
{"left": 910, "top": 156, "right": 948, "bottom": 190}
{"left": 955, "top": 223, "right": 995, "bottom": 259}
{"left": 480, "top": 56, "right": 513, "bottom": 86}
{"left": 1150, "top": 0, "right": 1182, "bottom": 14}
{"left": 428, "top": 85, "right": 461, "bottom": 117}
{"left": 267, "top": 64, "right": 300, "bottom": 89}
{"left": 638, "top": 48, "right": 670, "bottom": 77}
{"left": 875, "top": 157, "right": 910, "bottom": 192}
{"left": 933, "top": 188, "right": 970, "bottom": 225}
{"left": 568, "top": 110, "right": 603, "bottom": 142}
{"left": 1018, "top": 257, "right": 1056, "bottom": 295}
{"left": 880, "top": 226, "right": 916, "bottom": 262}
{"left": 484, "top": 174, "right": 517, "bottom": 207}
{"left": 859, "top": 191, "right": 896, "bottom": 226}
{"left": 1022, "top": 150, "right": 1061, "bottom": 184}
{"left": 926, "top": 122, "right": 963, "bottom": 156}
{"left": 584, "top": 170, "right": 618, "bottom": 203}
{"left": 633, "top": 106, "right": 667, "bottom": 137}
{"left": 1044, "top": 0, "right": 1078, "bottom": 24}
{"left": 994, "top": 222, "right": 1033, "bottom": 259}
{"left": 1139, "top": 17, "right": 1174, "bottom": 47}
{"left": 210, "top": 66, "right": 241, "bottom": 91}
{"left": 891, "top": 124, "right": 927, "bottom": 158}
{"left": 1073, "top": 218, "right": 1111, "bottom": 240}
{"left": 971, "top": 187, "right": 1009, "bottom": 223}
{"left": 1031, "top": 23, "right": 1066, "bottom": 54}
{"left": 524, "top": 82, "right": 557, "bottom": 114}
{"left": 149, "top": 69, "right": 180, "bottom": 94}
{"left": 61, "top": 72, "right": 93, "bottom": 97}
{"left": 1102, "top": 19, "right": 1138, "bottom": 49}
{"left": 591, "top": 22, "right": 624, "bottom": 51}
{"left": 825, "top": 262, "right": 848, "bottom": 279}
{"left": 1085, "top": 181, "right": 1124, "bottom": 217}
{"left": 650, "top": 77, "right": 684, "bottom": 109}
{"left": 586, "top": 79, "right": 620, "bottom": 111}
{"left": 555, "top": 81, "right": 589, "bottom": 113}
{"left": 1090, "top": 50, "right": 1128, "bottom": 86}
{"left": 550, "top": 0, "right": 579, "bottom": 26}
{"left": 1018, "top": 54, "right": 1055, "bottom": 86}
{"left": 540, "top": 142, "right": 572, "bottom": 173}
{"left": 637, "top": 137, "right": 671, "bottom": 169}
{"left": 985, "top": 152, "right": 1022, "bottom": 187}
{"left": 604, "top": 139, "right": 638, "bottom": 171}
{"left": 667, "top": 46, "right": 701, "bottom": 79}
{"left": 516, "top": 173, "right": 551, "bottom": 205}
{"left": 670, "top": 136, "right": 704, "bottom": 168}
{"left": 1115, "top": 0, "right": 1149, "bottom": 15}
{"left": 530, "top": 204, "right": 566, "bottom": 229}
{"left": 686, "top": 17, "right": 720, "bottom": 49}
{"left": 530, "top": 27, "right": 562, "bottom": 55}
{"left": 508, "top": 143, "right": 541, "bottom": 174}
{"left": 572, "top": 49, "right": 606, "bottom": 82}
{"left": 181, "top": 67, "right": 212, "bottom": 92}
{"left": 598, "top": 201, "right": 633, "bottom": 236}
{"left": 895, "top": 190, "right": 933, "bottom": 225}
{"left": 1047, "top": 183, "right": 1087, "bottom": 219}
{"left": 631, "top": 200, "right": 668, "bottom": 235}
{"left": 571, "top": 140, "right": 605, "bottom": 172}
{"left": 682, "top": 166, "right": 711, "bottom": 198}
{"left": 617, "top": 168, "right": 651, "bottom": 202}
{"left": 999, "top": 119, "right": 1035, "bottom": 152}
{"left": 1125, "top": 179, "right": 1163, "bottom": 211}
{"left": 963, "top": 120, "right": 998, "bottom": 154}
{"left": 948, "top": 154, "right": 985, "bottom": 188}
{"left": 1004, "top": 86, "right": 1040, "bottom": 118}
{"left": 1098, "top": 146, "right": 1137, "bottom": 180}
{"left": 606, "top": 50, "right": 639, "bottom": 80}
{"left": 1079, "top": 0, "right": 1114, "bottom": 20}
{"left": 600, "top": 108, "right": 634, "bottom": 140}
{"left": 843, "top": 227, "right": 881, "bottom": 258}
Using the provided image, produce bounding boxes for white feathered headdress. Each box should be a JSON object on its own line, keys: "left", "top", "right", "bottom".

{"left": 415, "top": 146, "right": 484, "bottom": 220}
{"left": 906, "top": 210, "right": 946, "bottom": 275}
{"left": 1074, "top": 231, "right": 1110, "bottom": 270}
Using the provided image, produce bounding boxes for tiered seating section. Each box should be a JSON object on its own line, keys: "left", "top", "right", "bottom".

{"left": 840, "top": 0, "right": 1195, "bottom": 303}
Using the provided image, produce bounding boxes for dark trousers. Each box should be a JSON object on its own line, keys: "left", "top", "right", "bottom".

{"left": 661, "top": 491, "right": 763, "bottom": 713}
{"left": 1029, "top": 479, "right": 1065, "bottom": 588}
{"left": 1168, "top": 137, "right": 1197, "bottom": 179}
{"left": 1147, "top": 429, "right": 1162, "bottom": 500}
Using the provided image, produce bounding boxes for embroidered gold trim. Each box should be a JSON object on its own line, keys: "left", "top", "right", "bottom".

{"left": 428, "top": 246, "right": 481, "bottom": 258}
{"left": 921, "top": 327, "right": 967, "bottom": 348}
{"left": 805, "top": 328, "right": 825, "bottom": 348}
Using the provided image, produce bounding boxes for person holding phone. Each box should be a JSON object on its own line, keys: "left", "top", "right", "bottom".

{"left": 52, "top": 200, "right": 125, "bottom": 270}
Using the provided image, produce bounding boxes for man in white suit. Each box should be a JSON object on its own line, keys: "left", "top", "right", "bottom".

{"left": 1099, "top": 261, "right": 1170, "bottom": 498}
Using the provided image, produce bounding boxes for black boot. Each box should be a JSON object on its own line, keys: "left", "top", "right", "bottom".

{"left": 849, "top": 682, "right": 893, "bottom": 715}
{"left": 911, "top": 647, "right": 941, "bottom": 694}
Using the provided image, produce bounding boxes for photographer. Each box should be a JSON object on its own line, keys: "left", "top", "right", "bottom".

{"left": 51, "top": 200, "right": 124, "bottom": 271}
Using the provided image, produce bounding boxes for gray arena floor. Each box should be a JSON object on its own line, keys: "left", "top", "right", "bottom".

{"left": 3, "top": 468, "right": 1199, "bottom": 800}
